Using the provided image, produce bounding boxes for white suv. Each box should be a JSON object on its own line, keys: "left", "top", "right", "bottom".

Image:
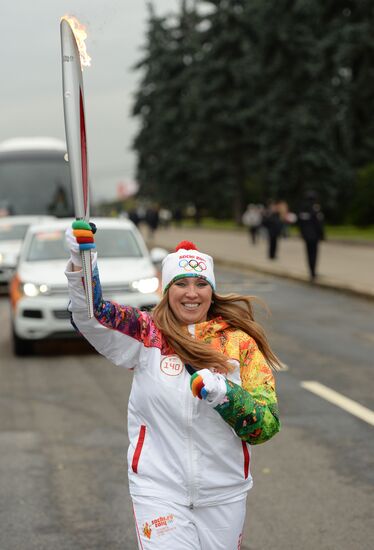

{"left": 9, "top": 217, "right": 167, "bottom": 355}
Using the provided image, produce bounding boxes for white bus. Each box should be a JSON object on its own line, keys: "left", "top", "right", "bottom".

{"left": 0, "top": 137, "right": 74, "bottom": 217}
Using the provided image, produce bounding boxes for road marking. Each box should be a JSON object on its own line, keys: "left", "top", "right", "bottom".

{"left": 301, "top": 381, "right": 374, "bottom": 426}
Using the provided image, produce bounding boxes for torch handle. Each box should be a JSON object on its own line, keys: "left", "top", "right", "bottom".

{"left": 81, "top": 248, "right": 94, "bottom": 318}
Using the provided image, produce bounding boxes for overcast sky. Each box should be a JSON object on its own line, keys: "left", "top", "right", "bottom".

{"left": 0, "top": 1, "right": 178, "bottom": 202}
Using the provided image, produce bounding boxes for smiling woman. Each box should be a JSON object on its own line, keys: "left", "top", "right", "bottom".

{"left": 168, "top": 277, "right": 213, "bottom": 325}
{"left": 65, "top": 230, "right": 281, "bottom": 550}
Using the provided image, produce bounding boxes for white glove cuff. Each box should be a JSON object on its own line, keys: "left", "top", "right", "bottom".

{"left": 69, "top": 250, "right": 97, "bottom": 270}
{"left": 205, "top": 374, "right": 227, "bottom": 408}
{"left": 70, "top": 249, "right": 82, "bottom": 267}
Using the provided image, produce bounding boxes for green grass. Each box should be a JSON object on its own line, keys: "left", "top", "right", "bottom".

{"left": 324, "top": 225, "right": 374, "bottom": 240}
{"left": 182, "top": 218, "right": 241, "bottom": 230}
{"left": 289, "top": 225, "right": 374, "bottom": 241}
{"left": 180, "top": 218, "right": 374, "bottom": 241}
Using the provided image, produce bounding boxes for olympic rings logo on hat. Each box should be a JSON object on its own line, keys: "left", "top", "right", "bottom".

{"left": 179, "top": 259, "right": 207, "bottom": 272}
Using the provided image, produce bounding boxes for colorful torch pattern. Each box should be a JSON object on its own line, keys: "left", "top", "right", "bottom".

{"left": 60, "top": 17, "right": 94, "bottom": 318}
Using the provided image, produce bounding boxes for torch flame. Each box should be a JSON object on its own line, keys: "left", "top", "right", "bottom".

{"left": 61, "top": 15, "right": 91, "bottom": 68}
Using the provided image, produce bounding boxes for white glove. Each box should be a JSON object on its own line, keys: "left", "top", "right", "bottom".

{"left": 190, "top": 368, "right": 227, "bottom": 407}
{"left": 65, "top": 225, "right": 82, "bottom": 267}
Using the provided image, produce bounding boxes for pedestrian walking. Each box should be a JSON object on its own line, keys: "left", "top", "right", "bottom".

{"left": 159, "top": 207, "right": 172, "bottom": 228}
{"left": 64, "top": 226, "right": 281, "bottom": 550}
{"left": 173, "top": 206, "right": 183, "bottom": 227}
{"left": 128, "top": 207, "right": 140, "bottom": 227}
{"left": 242, "top": 203, "right": 263, "bottom": 245}
{"left": 145, "top": 205, "right": 160, "bottom": 240}
{"left": 297, "top": 191, "right": 325, "bottom": 281}
{"left": 262, "top": 201, "right": 283, "bottom": 259}
{"left": 277, "top": 200, "right": 290, "bottom": 238}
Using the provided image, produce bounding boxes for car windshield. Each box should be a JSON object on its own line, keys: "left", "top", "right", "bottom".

{"left": 26, "top": 228, "right": 143, "bottom": 261}
{"left": 0, "top": 223, "right": 29, "bottom": 241}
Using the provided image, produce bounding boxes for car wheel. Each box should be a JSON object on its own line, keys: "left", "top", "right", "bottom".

{"left": 12, "top": 329, "right": 34, "bottom": 357}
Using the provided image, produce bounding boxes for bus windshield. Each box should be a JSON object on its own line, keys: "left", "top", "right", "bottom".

{"left": 0, "top": 151, "right": 74, "bottom": 217}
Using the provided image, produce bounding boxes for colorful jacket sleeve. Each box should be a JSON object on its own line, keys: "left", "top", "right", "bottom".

{"left": 65, "top": 262, "right": 162, "bottom": 369}
{"left": 215, "top": 335, "right": 280, "bottom": 445}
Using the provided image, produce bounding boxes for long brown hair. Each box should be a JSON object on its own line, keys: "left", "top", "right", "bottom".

{"left": 152, "top": 290, "right": 281, "bottom": 373}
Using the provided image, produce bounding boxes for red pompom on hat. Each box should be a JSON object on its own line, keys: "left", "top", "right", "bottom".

{"left": 175, "top": 241, "right": 198, "bottom": 251}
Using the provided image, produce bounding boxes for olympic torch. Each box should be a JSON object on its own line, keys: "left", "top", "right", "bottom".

{"left": 60, "top": 16, "right": 94, "bottom": 318}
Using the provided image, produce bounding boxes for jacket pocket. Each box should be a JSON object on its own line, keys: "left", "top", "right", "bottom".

{"left": 242, "top": 441, "right": 250, "bottom": 479}
{"left": 132, "top": 425, "right": 147, "bottom": 473}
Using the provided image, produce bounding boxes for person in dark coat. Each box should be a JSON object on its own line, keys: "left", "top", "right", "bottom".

{"left": 297, "top": 191, "right": 325, "bottom": 281}
{"left": 145, "top": 206, "right": 160, "bottom": 239}
{"left": 262, "top": 201, "right": 283, "bottom": 260}
{"left": 128, "top": 208, "right": 140, "bottom": 227}
{"left": 173, "top": 207, "right": 183, "bottom": 227}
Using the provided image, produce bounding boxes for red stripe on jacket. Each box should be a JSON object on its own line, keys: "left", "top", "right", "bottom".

{"left": 242, "top": 441, "right": 250, "bottom": 479}
{"left": 132, "top": 425, "right": 146, "bottom": 473}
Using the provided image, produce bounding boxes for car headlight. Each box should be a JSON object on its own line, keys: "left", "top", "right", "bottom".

{"left": 23, "top": 283, "right": 50, "bottom": 297}
{"left": 131, "top": 277, "right": 159, "bottom": 294}
{"left": 0, "top": 252, "right": 18, "bottom": 266}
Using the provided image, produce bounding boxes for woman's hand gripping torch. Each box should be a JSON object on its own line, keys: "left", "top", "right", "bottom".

{"left": 60, "top": 16, "right": 94, "bottom": 318}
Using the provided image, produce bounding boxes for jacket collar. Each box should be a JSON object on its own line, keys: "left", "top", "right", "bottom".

{"left": 189, "top": 316, "right": 229, "bottom": 339}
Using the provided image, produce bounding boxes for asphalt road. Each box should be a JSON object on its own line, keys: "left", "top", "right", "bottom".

{"left": 0, "top": 268, "right": 373, "bottom": 550}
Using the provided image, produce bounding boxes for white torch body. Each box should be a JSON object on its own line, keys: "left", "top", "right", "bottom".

{"left": 60, "top": 18, "right": 94, "bottom": 318}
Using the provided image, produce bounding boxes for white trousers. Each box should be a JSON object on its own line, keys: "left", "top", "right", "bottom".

{"left": 132, "top": 495, "right": 247, "bottom": 550}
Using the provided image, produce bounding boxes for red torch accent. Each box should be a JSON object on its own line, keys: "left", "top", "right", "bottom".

{"left": 79, "top": 88, "right": 88, "bottom": 216}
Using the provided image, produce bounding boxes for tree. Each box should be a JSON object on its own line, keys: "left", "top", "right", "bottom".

{"left": 132, "top": 4, "right": 173, "bottom": 202}
{"left": 133, "top": 1, "right": 213, "bottom": 215}
{"left": 190, "top": 0, "right": 263, "bottom": 221}
{"left": 131, "top": 0, "right": 374, "bottom": 223}
{"left": 350, "top": 163, "right": 374, "bottom": 226}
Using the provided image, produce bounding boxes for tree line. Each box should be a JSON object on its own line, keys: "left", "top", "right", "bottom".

{"left": 131, "top": 0, "right": 374, "bottom": 224}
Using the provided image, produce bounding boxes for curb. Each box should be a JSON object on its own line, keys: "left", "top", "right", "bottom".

{"left": 151, "top": 240, "right": 374, "bottom": 302}
{"left": 167, "top": 224, "right": 374, "bottom": 248}
{"left": 213, "top": 257, "right": 374, "bottom": 302}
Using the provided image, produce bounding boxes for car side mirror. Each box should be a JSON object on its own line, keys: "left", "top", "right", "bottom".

{"left": 150, "top": 247, "right": 169, "bottom": 266}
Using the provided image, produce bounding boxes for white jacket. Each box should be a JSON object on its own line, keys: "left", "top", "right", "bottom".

{"left": 66, "top": 264, "right": 280, "bottom": 507}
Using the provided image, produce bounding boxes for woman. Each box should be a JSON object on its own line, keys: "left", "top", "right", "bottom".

{"left": 241, "top": 203, "right": 263, "bottom": 245}
{"left": 65, "top": 222, "right": 280, "bottom": 550}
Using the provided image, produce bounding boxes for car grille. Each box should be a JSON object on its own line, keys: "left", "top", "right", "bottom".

{"left": 46, "top": 287, "right": 69, "bottom": 296}
{"left": 47, "top": 284, "right": 139, "bottom": 296}
{"left": 53, "top": 309, "right": 71, "bottom": 320}
{"left": 140, "top": 304, "right": 157, "bottom": 311}
{"left": 23, "top": 309, "right": 43, "bottom": 319}
{"left": 0, "top": 267, "right": 14, "bottom": 275}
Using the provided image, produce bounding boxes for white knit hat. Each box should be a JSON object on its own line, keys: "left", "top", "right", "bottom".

{"left": 161, "top": 241, "right": 216, "bottom": 293}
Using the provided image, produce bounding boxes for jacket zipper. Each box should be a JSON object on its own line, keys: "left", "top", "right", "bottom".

{"left": 185, "top": 386, "right": 196, "bottom": 509}
{"left": 186, "top": 326, "right": 198, "bottom": 508}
